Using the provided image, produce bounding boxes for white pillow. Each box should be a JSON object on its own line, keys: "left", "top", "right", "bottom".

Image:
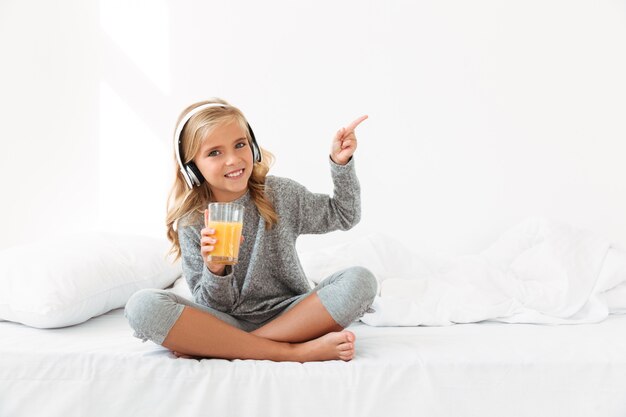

{"left": 298, "top": 232, "right": 447, "bottom": 289}
{"left": 0, "top": 232, "right": 181, "bottom": 329}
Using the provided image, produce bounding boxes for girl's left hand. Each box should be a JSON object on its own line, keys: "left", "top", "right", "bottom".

{"left": 330, "top": 115, "right": 368, "bottom": 165}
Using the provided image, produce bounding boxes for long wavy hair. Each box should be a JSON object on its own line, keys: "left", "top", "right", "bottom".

{"left": 166, "top": 98, "right": 278, "bottom": 260}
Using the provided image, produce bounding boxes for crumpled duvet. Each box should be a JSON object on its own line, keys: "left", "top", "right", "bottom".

{"left": 298, "top": 217, "right": 626, "bottom": 327}
{"left": 360, "top": 218, "right": 626, "bottom": 326}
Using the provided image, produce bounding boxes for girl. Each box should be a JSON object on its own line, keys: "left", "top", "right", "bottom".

{"left": 125, "top": 98, "right": 377, "bottom": 362}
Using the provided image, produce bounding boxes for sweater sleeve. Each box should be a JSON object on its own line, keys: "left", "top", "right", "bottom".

{"left": 281, "top": 157, "right": 361, "bottom": 236}
{"left": 177, "top": 224, "right": 238, "bottom": 311}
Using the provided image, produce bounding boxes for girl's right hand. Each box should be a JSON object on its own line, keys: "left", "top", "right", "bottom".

{"left": 201, "top": 209, "right": 226, "bottom": 276}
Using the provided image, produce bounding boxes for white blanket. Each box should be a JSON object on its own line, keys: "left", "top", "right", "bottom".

{"left": 300, "top": 218, "right": 626, "bottom": 326}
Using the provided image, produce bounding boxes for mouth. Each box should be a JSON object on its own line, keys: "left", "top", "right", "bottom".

{"left": 224, "top": 168, "right": 245, "bottom": 179}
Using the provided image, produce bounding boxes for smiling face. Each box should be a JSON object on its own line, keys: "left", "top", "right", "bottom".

{"left": 192, "top": 120, "right": 254, "bottom": 202}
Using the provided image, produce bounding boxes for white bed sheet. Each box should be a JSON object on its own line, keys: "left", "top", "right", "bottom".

{"left": 1, "top": 308, "right": 626, "bottom": 417}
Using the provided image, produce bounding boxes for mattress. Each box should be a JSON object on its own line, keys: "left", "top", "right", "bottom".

{"left": 1, "top": 308, "right": 626, "bottom": 417}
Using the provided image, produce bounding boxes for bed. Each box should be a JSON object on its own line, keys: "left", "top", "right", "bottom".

{"left": 1, "top": 219, "right": 626, "bottom": 417}
{"left": 2, "top": 305, "right": 626, "bottom": 417}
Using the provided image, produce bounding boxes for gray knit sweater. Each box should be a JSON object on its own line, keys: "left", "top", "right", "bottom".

{"left": 177, "top": 158, "right": 360, "bottom": 324}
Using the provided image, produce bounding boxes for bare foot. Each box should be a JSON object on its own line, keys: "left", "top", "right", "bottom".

{"left": 295, "top": 330, "right": 356, "bottom": 362}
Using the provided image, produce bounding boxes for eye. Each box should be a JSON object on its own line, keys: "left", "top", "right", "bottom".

{"left": 235, "top": 141, "right": 247, "bottom": 149}
{"left": 207, "top": 150, "right": 221, "bottom": 157}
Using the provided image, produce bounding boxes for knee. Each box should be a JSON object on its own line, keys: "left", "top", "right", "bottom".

{"left": 125, "top": 289, "right": 162, "bottom": 321}
{"left": 345, "top": 266, "right": 378, "bottom": 303}
{"left": 124, "top": 289, "right": 177, "bottom": 341}
{"left": 321, "top": 266, "right": 378, "bottom": 327}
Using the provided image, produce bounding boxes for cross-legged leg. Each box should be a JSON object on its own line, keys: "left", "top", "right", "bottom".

{"left": 125, "top": 289, "right": 355, "bottom": 362}
{"left": 162, "top": 305, "right": 355, "bottom": 361}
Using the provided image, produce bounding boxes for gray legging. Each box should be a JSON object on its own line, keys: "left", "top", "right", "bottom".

{"left": 125, "top": 266, "right": 377, "bottom": 345}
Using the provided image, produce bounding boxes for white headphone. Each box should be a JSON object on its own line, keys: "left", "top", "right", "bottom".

{"left": 174, "top": 103, "right": 261, "bottom": 189}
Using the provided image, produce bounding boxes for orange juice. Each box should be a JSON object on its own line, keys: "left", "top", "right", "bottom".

{"left": 207, "top": 221, "right": 243, "bottom": 264}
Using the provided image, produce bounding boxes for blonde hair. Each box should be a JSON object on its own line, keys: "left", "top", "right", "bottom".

{"left": 166, "top": 98, "right": 278, "bottom": 260}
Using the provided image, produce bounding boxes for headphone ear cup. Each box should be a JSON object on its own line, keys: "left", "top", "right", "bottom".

{"left": 246, "top": 123, "right": 262, "bottom": 163}
{"left": 252, "top": 142, "right": 261, "bottom": 163}
{"left": 185, "top": 162, "right": 205, "bottom": 187}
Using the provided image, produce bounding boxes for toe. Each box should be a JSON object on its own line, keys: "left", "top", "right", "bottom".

{"left": 338, "top": 342, "right": 353, "bottom": 351}
{"left": 339, "top": 351, "right": 354, "bottom": 361}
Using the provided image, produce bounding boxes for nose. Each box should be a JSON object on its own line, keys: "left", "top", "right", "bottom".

{"left": 225, "top": 150, "right": 241, "bottom": 166}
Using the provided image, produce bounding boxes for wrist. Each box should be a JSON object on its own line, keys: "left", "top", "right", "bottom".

{"left": 330, "top": 154, "right": 350, "bottom": 166}
{"left": 207, "top": 263, "right": 227, "bottom": 276}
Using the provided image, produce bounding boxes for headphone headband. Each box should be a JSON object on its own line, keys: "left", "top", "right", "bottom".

{"left": 174, "top": 102, "right": 261, "bottom": 189}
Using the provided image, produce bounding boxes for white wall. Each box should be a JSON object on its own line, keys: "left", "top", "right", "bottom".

{"left": 1, "top": 0, "right": 625, "bottom": 256}
{"left": 0, "top": 1, "right": 99, "bottom": 248}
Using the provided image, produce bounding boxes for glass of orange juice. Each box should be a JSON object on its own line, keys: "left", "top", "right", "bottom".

{"left": 206, "top": 202, "right": 245, "bottom": 265}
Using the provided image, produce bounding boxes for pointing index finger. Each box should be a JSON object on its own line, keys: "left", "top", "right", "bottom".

{"left": 346, "top": 115, "right": 368, "bottom": 133}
